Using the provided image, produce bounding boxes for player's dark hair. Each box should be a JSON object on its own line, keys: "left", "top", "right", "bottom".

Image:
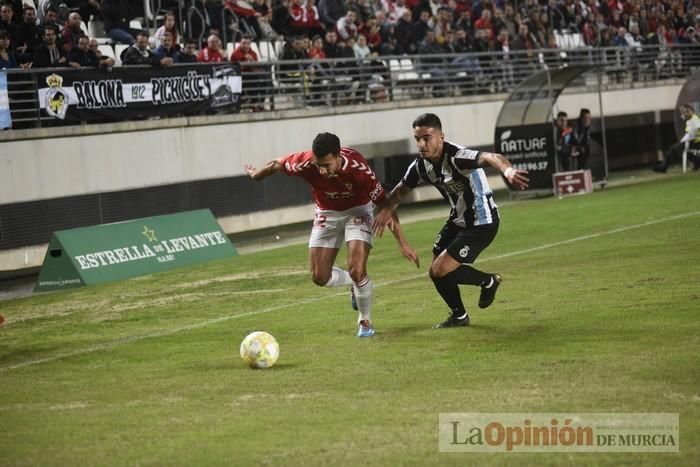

{"left": 682, "top": 103, "right": 694, "bottom": 111}
{"left": 557, "top": 111, "right": 567, "bottom": 118}
{"left": 312, "top": 132, "right": 341, "bottom": 158}
{"left": 579, "top": 108, "right": 590, "bottom": 117}
{"left": 412, "top": 113, "right": 442, "bottom": 130}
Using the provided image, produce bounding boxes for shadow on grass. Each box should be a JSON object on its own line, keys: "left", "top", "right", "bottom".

{"left": 188, "top": 361, "right": 300, "bottom": 371}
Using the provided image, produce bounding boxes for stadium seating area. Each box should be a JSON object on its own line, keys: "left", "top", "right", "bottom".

{"left": 1, "top": 0, "right": 698, "bottom": 66}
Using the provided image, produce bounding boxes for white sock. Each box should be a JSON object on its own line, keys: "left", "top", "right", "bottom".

{"left": 324, "top": 266, "right": 353, "bottom": 287}
{"left": 353, "top": 276, "right": 373, "bottom": 322}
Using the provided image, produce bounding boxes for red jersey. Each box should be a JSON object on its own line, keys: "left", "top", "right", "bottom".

{"left": 278, "top": 147, "right": 385, "bottom": 211}
{"left": 196, "top": 47, "right": 225, "bottom": 63}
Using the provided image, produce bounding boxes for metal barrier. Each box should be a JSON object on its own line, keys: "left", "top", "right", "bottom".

{"left": 4, "top": 44, "right": 698, "bottom": 128}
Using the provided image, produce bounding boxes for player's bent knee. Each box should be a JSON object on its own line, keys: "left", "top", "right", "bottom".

{"left": 429, "top": 264, "right": 447, "bottom": 279}
{"left": 348, "top": 267, "right": 366, "bottom": 284}
{"left": 311, "top": 271, "right": 330, "bottom": 287}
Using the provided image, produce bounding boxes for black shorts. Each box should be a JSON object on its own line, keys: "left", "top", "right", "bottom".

{"left": 432, "top": 221, "right": 499, "bottom": 264}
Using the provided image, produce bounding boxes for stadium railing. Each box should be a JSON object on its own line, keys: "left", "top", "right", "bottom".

{"left": 4, "top": 44, "right": 698, "bottom": 129}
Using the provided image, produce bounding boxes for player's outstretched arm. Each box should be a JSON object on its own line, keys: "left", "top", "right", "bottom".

{"left": 244, "top": 160, "right": 282, "bottom": 181}
{"left": 372, "top": 182, "right": 413, "bottom": 237}
{"left": 478, "top": 152, "right": 530, "bottom": 190}
{"left": 387, "top": 212, "right": 420, "bottom": 268}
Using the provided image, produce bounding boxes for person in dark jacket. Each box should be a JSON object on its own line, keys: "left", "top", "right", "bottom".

{"left": 121, "top": 30, "right": 172, "bottom": 67}
{"left": 101, "top": 0, "right": 136, "bottom": 44}
{"left": 33, "top": 24, "right": 66, "bottom": 67}
{"left": 572, "top": 108, "right": 592, "bottom": 170}
{"left": 67, "top": 34, "right": 114, "bottom": 68}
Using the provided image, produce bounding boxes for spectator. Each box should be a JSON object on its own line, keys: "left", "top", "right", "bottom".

{"left": 15, "top": 6, "right": 41, "bottom": 58}
{"left": 410, "top": 9, "right": 431, "bottom": 52}
{"left": 33, "top": 24, "right": 66, "bottom": 67}
{"left": 491, "top": 7, "right": 505, "bottom": 36}
{"left": 122, "top": 30, "right": 172, "bottom": 67}
{"left": 362, "top": 17, "right": 382, "bottom": 52}
{"left": 176, "top": 37, "right": 198, "bottom": 63}
{"left": 612, "top": 26, "right": 629, "bottom": 47}
{"left": 289, "top": 0, "right": 323, "bottom": 38}
{"left": 0, "top": 28, "right": 22, "bottom": 68}
{"left": 474, "top": 8, "right": 493, "bottom": 41}
{"left": 627, "top": 24, "right": 645, "bottom": 47}
{"left": 502, "top": 3, "right": 516, "bottom": 37}
{"left": 67, "top": 34, "right": 114, "bottom": 68}
{"left": 385, "top": 0, "right": 409, "bottom": 25}
{"left": 351, "top": 0, "right": 372, "bottom": 24}
{"left": 230, "top": 33, "right": 258, "bottom": 63}
{"left": 40, "top": 6, "right": 61, "bottom": 34}
{"left": 308, "top": 33, "right": 325, "bottom": 59}
{"left": 494, "top": 27, "right": 514, "bottom": 89}
{"left": 0, "top": 3, "right": 16, "bottom": 48}
{"left": 70, "top": 0, "right": 101, "bottom": 25}
{"left": 87, "top": 36, "right": 100, "bottom": 57}
{"left": 433, "top": 6, "right": 453, "bottom": 44}
{"left": 418, "top": 29, "right": 449, "bottom": 96}
{"left": 252, "top": 0, "right": 278, "bottom": 40}
{"left": 599, "top": 27, "right": 613, "bottom": 47}
{"left": 323, "top": 29, "right": 342, "bottom": 58}
{"left": 61, "top": 11, "right": 83, "bottom": 53}
{"left": 453, "top": 8, "right": 473, "bottom": 36}
{"left": 555, "top": 111, "right": 578, "bottom": 172}
{"left": 394, "top": 8, "right": 414, "bottom": 53}
{"left": 318, "top": 0, "right": 346, "bottom": 29}
{"left": 231, "top": 34, "right": 267, "bottom": 110}
{"left": 224, "top": 0, "right": 262, "bottom": 39}
{"left": 154, "top": 11, "right": 178, "bottom": 48}
{"left": 353, "top": 33, "right": 371, "bottom": 58}
{"left": 336, "top": 10, "right": 358, "bottom": 40}
{"left": 101, "top": 0, "right": 136, "bottom": 45}
{"left": 154, "top": 30, "right": 179, "bottom": 62}
{"left": 653, "top": 104, "right": 700, "bottom": 172}
{"left": 187, "top": 0, "right": 223, "bottom": 44}
{"left": 196, "top": 33, "right": 225, "bottom": 62}
{"left": 271, "top": 0, "right": 292, "bottom": 37}
{"left": 572, "top": 108, "right": 592, "bottom": 170}
{"left": 511, "top": 22, "right": 536, "bottom": 66}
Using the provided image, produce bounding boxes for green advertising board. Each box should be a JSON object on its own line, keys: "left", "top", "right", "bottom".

{"left": 35, "top": 209, "right": 238, "bottom": 292}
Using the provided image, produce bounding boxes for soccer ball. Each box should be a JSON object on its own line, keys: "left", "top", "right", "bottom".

{"left": 240, "top": 331, "right": 279, "bottom": 369}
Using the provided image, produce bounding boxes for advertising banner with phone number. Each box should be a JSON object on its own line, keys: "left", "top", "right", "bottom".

{"left": 494, "top": 123, "right": 556, "bottom": 191}
{"left": 34, "top": 63, "right": 241, "bottom": 121}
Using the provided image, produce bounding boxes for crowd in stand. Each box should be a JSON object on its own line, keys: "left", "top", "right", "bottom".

{"left": 1, "top": 0, "right": 699, "bottom": 71}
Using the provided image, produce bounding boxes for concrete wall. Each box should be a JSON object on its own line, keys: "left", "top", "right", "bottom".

{"left": 0, "top": 84, "right": 681, "bottom": 205}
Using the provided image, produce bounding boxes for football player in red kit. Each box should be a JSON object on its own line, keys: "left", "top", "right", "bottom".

{"left": 245, "top": 132, "right": 419, "bottom": 337}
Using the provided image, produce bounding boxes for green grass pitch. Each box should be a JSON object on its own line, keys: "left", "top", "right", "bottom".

{"left": 1, "top": 174, "right": 698, "bottom": 466}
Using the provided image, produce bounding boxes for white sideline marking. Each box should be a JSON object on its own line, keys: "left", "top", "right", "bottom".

{"left": 2, "top": 211, "right": 698, "bottom": 373}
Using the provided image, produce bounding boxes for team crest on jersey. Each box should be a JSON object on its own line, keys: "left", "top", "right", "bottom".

{"left": 345, "top": 183, "right": 353, "bottom": 190}
{"left": 459, "top": 246, "right": 470, "bottom": 258}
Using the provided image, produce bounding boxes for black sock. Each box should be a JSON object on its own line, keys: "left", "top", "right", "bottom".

{"left": 431, "top": 273, "right": 466, "bottom": 315}
{"left": 449, "top": 265, "right": 492, "bottom": 287}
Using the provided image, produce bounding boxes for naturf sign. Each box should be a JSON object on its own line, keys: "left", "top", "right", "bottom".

{"left": 35, "top": 210, "right": 238, "bottom": 292}
{"left": 495, "top": 124, "right": 555, "bottom": 191}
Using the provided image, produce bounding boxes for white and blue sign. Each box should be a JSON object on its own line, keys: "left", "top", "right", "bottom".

{"left": 0, "top": 71, "right": 11, "bottom": 129}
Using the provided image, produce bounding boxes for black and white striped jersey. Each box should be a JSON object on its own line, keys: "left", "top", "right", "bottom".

{"left": 402, "top": 141, "right": 499, "bottom": 227}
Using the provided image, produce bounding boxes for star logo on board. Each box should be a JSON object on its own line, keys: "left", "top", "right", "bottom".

{"left": 142, "top": 226, "right": 158, "bottom": 242}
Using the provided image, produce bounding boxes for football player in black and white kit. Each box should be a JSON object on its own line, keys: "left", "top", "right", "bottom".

{"left": 374, "top": 113, "right": 529, "bottom": 328}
